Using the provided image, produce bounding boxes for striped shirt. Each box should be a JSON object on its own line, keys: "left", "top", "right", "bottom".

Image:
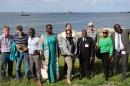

{"left": 13, "top": 33, "right": 28, "bottom": 45}
{"left": 0, "top": 34, "right": 14, "bottom": 52}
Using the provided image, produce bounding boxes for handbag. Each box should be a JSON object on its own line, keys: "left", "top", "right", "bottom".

{"left": 41, "top": 62, "right": 48, "bottom": 79}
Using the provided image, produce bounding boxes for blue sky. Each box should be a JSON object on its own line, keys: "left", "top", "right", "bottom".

{"left": 0, "top": 0, "right": 130, "bottom": 12}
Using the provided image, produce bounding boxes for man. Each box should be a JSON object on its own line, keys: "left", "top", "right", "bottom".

{"left": 13, "top": 26, "right": 29, "bottom": 80}
{"left": 111, "top": 24, "right": 130, "bottom": 80}
{"left": 0, "top": 26, "right": 14, "bottom": 80}
{"left": 87, "top": 22, "right": 98, "bottom": 76}
{"left": 28, "top": 28, "right": 42, "bottom": 86}
{"left": 77, "top": 30, "right": 94, "bottom": 80}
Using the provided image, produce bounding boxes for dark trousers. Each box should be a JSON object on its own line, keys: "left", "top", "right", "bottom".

{"left": 113, "top": 51, "right": 128, "bottom": 79}
{"left": 79, "top": 56, "right": 90, "bottom": 77}
{"left": 100, "top": 52, "right": 110, "bottom": 80}
{"left": 29, "top": 54, "right": 41, "bottom": 80}
{"left": 1, "top": 52, "right": 13, "bottom": 79}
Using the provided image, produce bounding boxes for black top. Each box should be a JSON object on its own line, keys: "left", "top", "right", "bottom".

{"left": 66, "top": 37, "right": 75, "bottom": 54}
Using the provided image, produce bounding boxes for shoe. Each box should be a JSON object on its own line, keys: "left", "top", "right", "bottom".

{"left": 105, "top": 77, "right": 108, "bottom": 81}
{"left": 79, "top": 74, "right": 83, "bottom": 80}
{"left": 86, "top": 75, "right": 91, "bottom": 79}
{"left": 67, "top": 79, "right": 71, "bottom": 84}
{"left": 121, "top": 76, "right": 126, "bottom": 80}
{"left": 16, "top": 70, "right": 21, "bottom": 80}
{"left": 9, "top": 75, "right": 13, "bottom": 80}
{"left": 1, "top": 71, "right": 6, "bottom": 80}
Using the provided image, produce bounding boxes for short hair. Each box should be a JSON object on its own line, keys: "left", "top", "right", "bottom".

{"left": 46, "top": 24, "right": 53, "bottom": 29}
{"left": 29, "top": 28, "right": 35, "bottom": 34}
{"left": 3, "top": 26, "right": 10, "bottom": 30}
{"left": 65, "top": 23, "right": 72, "bottom": 27}
{"left": 82, "top": 29, "right": 87, "bottom": 33}
{"left": 16, "top": 26, "right": 23, "bottom": 31}
{"left": 114, "top": 24, "right": 121, "bottom": 29}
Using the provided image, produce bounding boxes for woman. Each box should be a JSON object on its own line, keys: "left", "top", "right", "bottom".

{"left": 40, "top": 24, "right": 59, "bottom": 83}
{"left": 97, "top": 30, "right": 113, "bottom": 81}
{"left": 61, "top": 30, "right": 77, "bottom": 84}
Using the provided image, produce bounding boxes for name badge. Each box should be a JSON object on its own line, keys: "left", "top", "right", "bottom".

{"left": 85, "top": 44, "right": 89, "bottom": 47}
{"left": 121, "top": 51, "right": 126, "bottom": 54}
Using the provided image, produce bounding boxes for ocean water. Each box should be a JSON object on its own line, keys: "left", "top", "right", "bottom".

{"left": 0, "top": 12, "right": 130, "bottom": 36}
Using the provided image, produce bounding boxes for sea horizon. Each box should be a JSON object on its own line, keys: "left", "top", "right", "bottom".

{"left": 0, "top": 12, "right": 130, "bottom": 36}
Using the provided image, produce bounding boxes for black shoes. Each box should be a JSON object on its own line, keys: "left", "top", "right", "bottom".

{"left": 79, "top": 74, "right": 83, "bottom": 80}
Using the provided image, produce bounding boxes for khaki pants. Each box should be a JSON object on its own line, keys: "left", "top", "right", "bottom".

{"left": 64, "top": 56, "right": 75, "bottom": 80}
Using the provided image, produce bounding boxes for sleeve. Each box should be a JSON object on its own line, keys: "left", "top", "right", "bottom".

{"left": 27, "top": 38, "right": 30, "bottom": 49}
{"left": 0, "top": 36, "right": 2, "bottom": 48}
{"left": 125, "top": 29, "right": 130, "bottom": 34}
{"left": 90, "top": 38, "right": 94, "bottom": 57}
{"left": 39, "top": 35, "right": 44, "bottom": 51}
{"left": 108, "top": 37, "right": 113, "bottom": 57}
{"left": 61, "top": 38, "right": 72, "bottom": 55}
{"left": 77, "top": 38, "right": 80, "bottom": 55}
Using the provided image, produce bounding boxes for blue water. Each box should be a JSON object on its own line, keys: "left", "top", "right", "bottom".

{"left": 0, "top": 12, "right": 130, "bottom": 36}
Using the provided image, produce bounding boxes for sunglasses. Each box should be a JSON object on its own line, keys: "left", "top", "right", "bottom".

{"left": 66, "top": 33, "right": 71, "bottom": 35}
{"left": 103, "top": 32, "right": 108, "bottom": 34}
{"left": 89, "top": 25, "right": 94, "bottom": 27}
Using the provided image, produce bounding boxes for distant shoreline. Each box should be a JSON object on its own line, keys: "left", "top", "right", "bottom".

{"left": 0, "top": 12, "right": 129, "bottom": 14}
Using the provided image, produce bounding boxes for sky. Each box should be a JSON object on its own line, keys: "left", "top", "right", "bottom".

{"left": 0, "top": 0, "right": 130, "bottom": 12}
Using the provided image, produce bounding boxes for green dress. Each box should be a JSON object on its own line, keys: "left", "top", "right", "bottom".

{"left": 42, "top": 33, "right": 59, "bottom": 83}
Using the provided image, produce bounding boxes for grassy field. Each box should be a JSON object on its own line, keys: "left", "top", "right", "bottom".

{"left": 1, "top": 56, "right": 130, "bottom": 86}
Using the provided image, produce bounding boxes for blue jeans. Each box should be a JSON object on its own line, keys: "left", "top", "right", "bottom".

{"left": 16, "top": 50, "right": 29, "bottom": 79}
{"left": 1, "top": 52, "right": 13, "bottom": 79}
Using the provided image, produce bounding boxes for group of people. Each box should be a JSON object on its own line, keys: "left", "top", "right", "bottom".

{"left": 0, "top": 22, "right": 130, "bottom": 86}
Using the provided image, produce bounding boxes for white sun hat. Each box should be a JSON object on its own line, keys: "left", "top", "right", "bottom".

{"left": 88, "top": 22, "right": 94, "bottom": 26}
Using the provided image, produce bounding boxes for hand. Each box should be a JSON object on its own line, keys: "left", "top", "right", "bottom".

{"left": 69, "top": 54, "right": 74, "bottom": 57}
{"left": 42, "top": 60, "right": 46, "bottom": 65}
{"left": 91, "top": 57, "right": 95, "bottom": 62}
{"left": 34, "top": 50, "right": 39, "bottom": 55}
{"left": 109, "top": 56, "right": 113, "bottom": 62}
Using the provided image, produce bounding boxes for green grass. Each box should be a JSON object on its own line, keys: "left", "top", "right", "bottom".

{"left": 1, "top": 56, "right": 130, "bottom": 86}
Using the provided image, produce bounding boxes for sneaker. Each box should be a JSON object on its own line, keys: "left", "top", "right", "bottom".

{"left": 67, "top": 79, "right": 71, "bottom": 84}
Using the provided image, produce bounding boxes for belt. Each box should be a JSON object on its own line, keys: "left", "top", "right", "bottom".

{"left": 2, "top": 52, "right": 10, "bottom": 53}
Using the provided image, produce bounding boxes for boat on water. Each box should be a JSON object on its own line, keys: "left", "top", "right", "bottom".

{"left": 21, "top": 14, "right": 30, "bottom": 16}
{"left": 21, "top": 11, "right": 30, "bottom": 16}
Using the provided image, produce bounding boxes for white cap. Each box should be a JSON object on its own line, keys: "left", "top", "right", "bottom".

{"left": 88, "top": 22, "right": 94, "bottom": 26}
